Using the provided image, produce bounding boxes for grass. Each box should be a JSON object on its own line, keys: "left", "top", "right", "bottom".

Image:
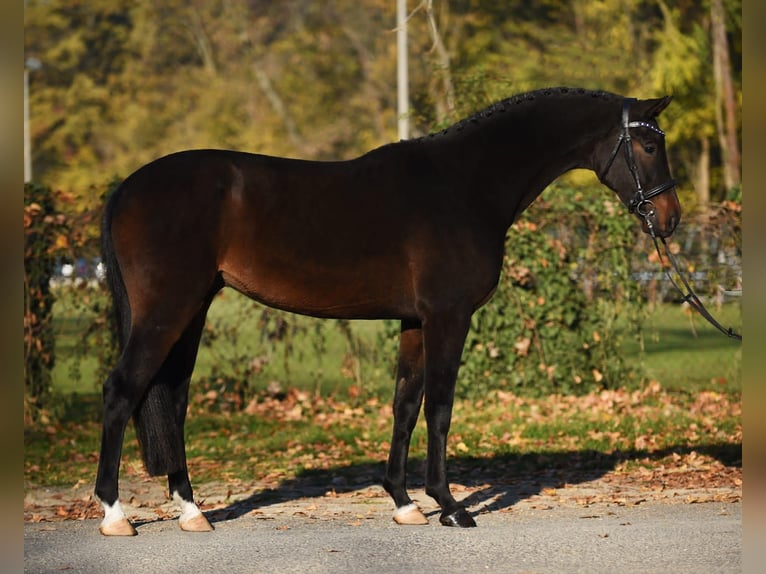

{"left": 28, "top": 287, "right": 741, "bottom": 490}
{"left": 50, "top": 289, "right": 103, "bottom": 395}
{"left": 198, "top": 290, "right": 394, "bottom": 397}
{"left": 621, "top": 302, "right": 742, "bottom": 394}
{"left": 24, "top": 383, "right": 741, "bottom": 488}
{"left": 50, "top": 288, "right": 395, "bottom": 398}
{"left": 50, "top": 287, "right": 742, "bottom": 399}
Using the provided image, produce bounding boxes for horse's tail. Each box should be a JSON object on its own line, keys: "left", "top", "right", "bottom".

{"left": 101, "top": 181, "right": 185, "bottom": 477}
{"left": 101, "top": 185, "right": 131, "bottom": 352}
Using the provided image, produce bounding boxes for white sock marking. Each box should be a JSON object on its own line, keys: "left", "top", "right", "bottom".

{"left": 100, "top": 499, "right": 127, "bottom": 527}
{"left": 393, "top": 503, "right": 419, "bottom": 518}
{"left": 172, "top": 491, "right": 203, "bottom": 523}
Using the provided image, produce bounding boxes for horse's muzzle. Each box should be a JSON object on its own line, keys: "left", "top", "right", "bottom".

{"left": 641, "top": 209, "right": 680, "bottom": 238}
{"left": 637, "top": 190, "right": 681, "bottom": 238}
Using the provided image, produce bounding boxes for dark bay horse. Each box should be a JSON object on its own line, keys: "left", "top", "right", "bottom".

{"left": 96, "top": 87, "right": 680, "bottom": 535}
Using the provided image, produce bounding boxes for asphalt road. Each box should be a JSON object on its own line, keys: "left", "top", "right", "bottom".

{"left": 25, "top": 500, "right": 741, "bottom": 573}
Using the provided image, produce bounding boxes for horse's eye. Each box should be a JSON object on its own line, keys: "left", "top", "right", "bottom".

{"left": 644, "top": 144, "right": 657, "bottom": 155}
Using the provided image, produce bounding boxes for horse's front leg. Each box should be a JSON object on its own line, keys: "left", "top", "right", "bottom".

{"left": 422, "top": 310, "right": 476, "bottom": 527}
{"left": 383, "top": 319, "right": 428, "bottom": 525}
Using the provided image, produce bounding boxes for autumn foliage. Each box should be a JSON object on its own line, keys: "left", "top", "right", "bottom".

{"left": 24, "top": 184, "right": 66, "bottom": 422}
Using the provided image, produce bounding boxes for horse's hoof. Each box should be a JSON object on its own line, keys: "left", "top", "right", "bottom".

{"left": 99, "top": 517, "right": 137, "bottom": 536}
{"left": 439, "top": 507, "right": 476, "bottom": 528}
{"left": 179, "top": 513, "right": 214, "bottom": 532}
{"left": 392, "top": 503, "right": 429, "bottom": 525}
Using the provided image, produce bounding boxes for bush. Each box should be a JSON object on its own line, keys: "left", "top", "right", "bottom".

{"left": 24, "top": 184, "right": 64, "bottom": 421}
{"left": 455, "top": 184, "right": 645, "bottom": 398}
{"left": 24, "top": 181, "right": 120, "bottom": 422}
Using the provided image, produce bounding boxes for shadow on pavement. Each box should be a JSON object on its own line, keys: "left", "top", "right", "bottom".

{"left": 204, "top": 441, "right": 740, "bottom": 525}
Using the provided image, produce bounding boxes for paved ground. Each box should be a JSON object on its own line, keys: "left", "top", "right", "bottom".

{"left": 25, "top": 480, "right": 741, "bottom": 573}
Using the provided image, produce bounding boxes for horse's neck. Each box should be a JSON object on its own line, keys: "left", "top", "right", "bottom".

{"left": 446, "top": 97, "right": 617, "bottom": 229}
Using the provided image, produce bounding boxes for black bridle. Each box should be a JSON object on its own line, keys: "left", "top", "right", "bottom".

{"left": 603, "top": 99, "right": 742, "bottom": 341}
{"left": 599, "top": 98, "right": 677, "bottom": 224}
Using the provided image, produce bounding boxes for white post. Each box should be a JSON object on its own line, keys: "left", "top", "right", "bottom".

{"left": 397, "top": 0, "right": 409, "bottom": 140}
{"left": 24, "top": 58, "right": 41, "bottom": 184}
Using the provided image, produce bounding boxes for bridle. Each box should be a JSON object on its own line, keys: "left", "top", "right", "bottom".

{"left": 599, "top": 98, "right": 677, "bottom": 230}
{"left": 601, "top": 99, "right": 741, "bottom": 341}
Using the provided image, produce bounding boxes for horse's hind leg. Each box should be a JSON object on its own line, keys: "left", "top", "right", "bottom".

{"left": 382, "top": 319, "right": 429, "bottom": 525}
{"left": 95, "top": 322, "right": 186, "bottom": 536}
{"left": 162, "top": 304, "right": 215, "bottom": 532}
{"left": 95, "top": 286, "right": 218, "bottom": 536}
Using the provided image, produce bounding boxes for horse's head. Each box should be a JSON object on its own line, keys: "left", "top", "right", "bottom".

{"left": 596, "top": 96, "right": 681, "bottom": 238}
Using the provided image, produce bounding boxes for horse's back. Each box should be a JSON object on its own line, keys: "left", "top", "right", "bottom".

{"left": 107, "top": 149, "right": 421, "bottom": 319}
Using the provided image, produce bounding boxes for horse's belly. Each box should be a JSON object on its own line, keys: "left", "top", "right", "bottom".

{"left": 219, "top": 254, "right": 412, "bottom": 320}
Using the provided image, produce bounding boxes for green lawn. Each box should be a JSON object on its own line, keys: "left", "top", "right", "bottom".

{"left": 51, "top": 287, "right": 741, "bottom": 400}
{"left": 25, "top": 378, "right": 742, "bottom": 488}
{"left": 50, "top": 288, "right": 396, "bottom": 398}
{"left": 621, "top": 301, "right": 741, "bottom": 394}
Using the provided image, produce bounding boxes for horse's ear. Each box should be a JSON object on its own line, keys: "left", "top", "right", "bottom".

{"left": 637, "top": 95, "right": 673, "bottom": 119}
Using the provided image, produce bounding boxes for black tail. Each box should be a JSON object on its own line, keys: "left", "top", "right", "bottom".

{"left": 132, "top": 379, "right": 186, "bottom": 476}
{"left": 101, "top": 185, "right": 131, "bottom": 352}
{"left": 101, "top": 183, "right": 185, "bottom": 477}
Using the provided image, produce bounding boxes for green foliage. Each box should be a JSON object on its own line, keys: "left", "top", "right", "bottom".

{"left": 24, "top": 184, "right": 66, "bottom": 421}
{"left": 24, "top": 178, "right": 120, "bottom": 418}
{"left": 43, "top": 179, "right": 120, "bottom": 402}
{"left": 197, "top": 297, "right": 329, "bottom": 401}
{"left": 63, "top": 286, "right": 120, "bottom": 393}
{"left": 456, "top": 185, "right": 644, "bottom": 399}
{"left": 24, "top": 0, "right": 741, "bottom": 212}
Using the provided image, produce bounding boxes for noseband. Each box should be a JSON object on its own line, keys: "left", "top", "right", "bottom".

{"left": 600, "top": 98, "right": 677, "bottom": 227}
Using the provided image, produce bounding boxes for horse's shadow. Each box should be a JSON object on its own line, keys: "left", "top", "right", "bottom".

{"left": 201, "top": 441, "right": 740, "bottom": 525}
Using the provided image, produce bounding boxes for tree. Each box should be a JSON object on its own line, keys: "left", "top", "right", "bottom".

{"left": 711, "top": 0, "right": 741, "bottom": 192}
{"left": 25, "top": 0, "right": 740, "bottom": 211}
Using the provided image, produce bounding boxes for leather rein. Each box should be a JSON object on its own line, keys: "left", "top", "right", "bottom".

{"left": 603, "top": 99, "right": 742, "bottom": 341}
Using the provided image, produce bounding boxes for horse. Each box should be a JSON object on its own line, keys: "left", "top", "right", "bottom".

{"left": 95, "top": 87, "right": 680, "bottom": 535}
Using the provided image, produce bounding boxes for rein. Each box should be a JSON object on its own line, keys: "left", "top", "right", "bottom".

{"left": 650, "top": 235, "right": 742, "bottom": 341}
{"left": 605, "top": 98, "right": 742, "bottom": 342}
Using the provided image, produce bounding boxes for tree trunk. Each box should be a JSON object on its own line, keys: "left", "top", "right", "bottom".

{"left": 695, "top": 137, "right": 710, "bottom": 211}
{"left": 185, "top": 7, "right": 217, "bottom": 75}
{"left": 253, "top": 65, "right": 302, "bottom": 151}
{"left": 422, "top": 0, "right": 455, "bottom": 123}
{"left": 711, "top": 0, "right": 740, "bottom": 192}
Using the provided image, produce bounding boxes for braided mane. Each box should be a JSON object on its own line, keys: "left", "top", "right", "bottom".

{"left": 418, "top": 86, "right": 621, "bottom": 141}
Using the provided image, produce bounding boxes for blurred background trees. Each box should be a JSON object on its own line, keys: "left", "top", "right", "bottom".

{"left": 25, "top": 0, "right": 740, "bottom": 212}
